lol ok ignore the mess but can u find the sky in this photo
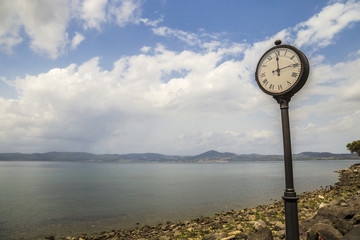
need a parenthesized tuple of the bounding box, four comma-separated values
(0, 0, 360, 155)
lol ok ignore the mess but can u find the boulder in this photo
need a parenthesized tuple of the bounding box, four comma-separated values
(315, 205, 356, 234)
(306, 222, 342, 240)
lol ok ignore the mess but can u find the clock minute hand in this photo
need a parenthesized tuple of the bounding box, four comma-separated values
(279, 63, 296, 71)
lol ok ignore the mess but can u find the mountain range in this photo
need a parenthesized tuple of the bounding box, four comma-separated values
(0, 150, 358, 163)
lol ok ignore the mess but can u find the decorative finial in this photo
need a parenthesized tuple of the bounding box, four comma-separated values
(275, 40, 282, 46)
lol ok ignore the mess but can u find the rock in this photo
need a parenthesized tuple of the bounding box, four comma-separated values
(276, 230, 286, 239)
(229, 230, 242, 235)
(236, 224, 243, 230)
(159, 236, 170, 240)
(329, 198, 343, 207)
(203, 234, 217, 240)
(248, 227, 273, 240)
(248, 215, 256, 221)
(352, 214, 360, 225)
(234, 233, 248, 239)
(221, 235, 236, 240)
(173, 230, 181, 237)
(254, 220, 267, 231)
(211, 222, 223, 229)
(274, 221, 285, 231)
(306, 222, 342, 240)
(316, 205, 356, 234)
(318, 202, 328, 209)
(318, 195, 325, 200)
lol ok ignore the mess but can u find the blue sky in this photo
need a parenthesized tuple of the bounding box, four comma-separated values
(0, 0, 360, 155)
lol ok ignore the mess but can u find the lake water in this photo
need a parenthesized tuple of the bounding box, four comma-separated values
(0, 160, 357, 240)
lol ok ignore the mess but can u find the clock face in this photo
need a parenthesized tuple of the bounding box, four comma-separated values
(256, 47, 302, 95)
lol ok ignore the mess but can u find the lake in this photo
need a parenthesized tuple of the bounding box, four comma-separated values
(0, 160, 357, 239)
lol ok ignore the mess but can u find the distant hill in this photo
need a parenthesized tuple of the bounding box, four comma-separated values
(0, 151, 358, 163)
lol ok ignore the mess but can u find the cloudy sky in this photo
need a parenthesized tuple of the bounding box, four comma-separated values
(0, 0, 360, 155)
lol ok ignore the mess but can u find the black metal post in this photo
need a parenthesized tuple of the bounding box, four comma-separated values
(279, 99, 299, 240)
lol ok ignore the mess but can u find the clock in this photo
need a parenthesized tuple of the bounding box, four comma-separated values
(255, 40, 309, 100)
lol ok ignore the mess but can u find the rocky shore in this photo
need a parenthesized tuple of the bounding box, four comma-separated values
(57, 163, 360, 240)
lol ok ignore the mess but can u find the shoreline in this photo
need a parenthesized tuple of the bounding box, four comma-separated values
(56, 163, 360, 240)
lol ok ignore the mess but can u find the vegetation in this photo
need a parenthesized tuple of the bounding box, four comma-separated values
(346, 140, 360, 157)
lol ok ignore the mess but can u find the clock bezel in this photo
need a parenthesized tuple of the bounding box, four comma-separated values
(255, 44, 309, 99)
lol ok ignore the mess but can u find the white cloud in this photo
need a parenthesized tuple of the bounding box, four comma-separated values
(1, 1, 360, 154)
(295, 0, 360, 48)
(0, 1, 23, 53)
(71, 32, 85, 49)
(0, 42, 272, 153)
(0, 0, 69, 59)
(81, 0, 108, 30)
(152, 26, 202, 46)
(0, 0, 149, 58)
(109, 0, 143, 26)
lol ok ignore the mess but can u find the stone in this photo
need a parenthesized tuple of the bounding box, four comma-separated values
(211, 222, 223, 229)
(221, 235, 236, 240)
(248, 215, 256, 221)
(173, 230, 181, 237)
(319, 202, 328, 209)
(236, 224, 243, 230)
(203, 234, 217, 240)
(228, 230, 242, 235)
(233, 233, 248, 239)
(253, 220, 267, 231)
(276, 230, 286, 239)
(318, 195, 325, 200)
(316, 205, 356, 234)
(248, 227, 273, 240)
(159, 236, 170, 240)
(306, 222, 342, 240)
(274, 221, 285, 231)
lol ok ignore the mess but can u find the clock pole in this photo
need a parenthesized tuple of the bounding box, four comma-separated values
(255, 40, 309, 240)
(276, 96, 299, 240)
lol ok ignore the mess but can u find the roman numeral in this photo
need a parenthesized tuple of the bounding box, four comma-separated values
(261, 72, 266, 78)
(278, 85, 283, 91)
(275, 50, 280, 56)
(269, 84, 274, 90)
(287, 81, 292, 85)
(262, 79, 268, 86)
(267, 55, 272, 61)
(291, 72, 298, 78)
(290, 55, 295, 60)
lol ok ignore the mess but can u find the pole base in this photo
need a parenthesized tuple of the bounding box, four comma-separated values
(283, 191, 300, 240)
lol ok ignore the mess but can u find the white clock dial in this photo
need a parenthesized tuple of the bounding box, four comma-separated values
(257, 48, 302, 94)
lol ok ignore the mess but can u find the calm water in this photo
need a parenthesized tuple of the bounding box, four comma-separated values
(0, 160, 357, 240)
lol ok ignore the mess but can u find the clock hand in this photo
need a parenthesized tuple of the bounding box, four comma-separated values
(279, 63, 297, 71)
(276, 56, 280, 76)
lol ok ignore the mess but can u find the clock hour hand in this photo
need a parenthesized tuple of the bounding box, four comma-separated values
(272, 56, 281, 76)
